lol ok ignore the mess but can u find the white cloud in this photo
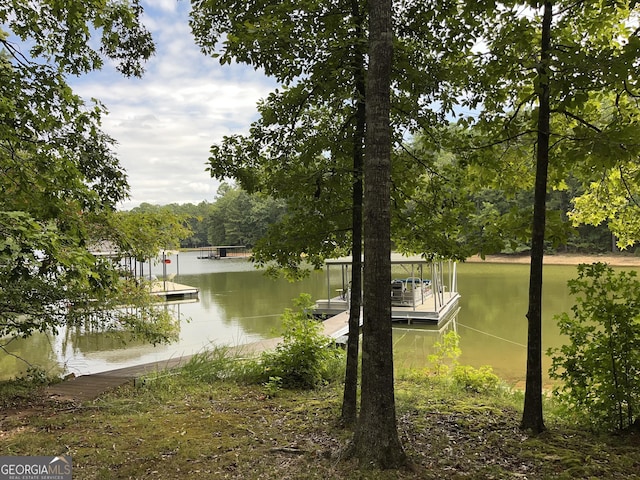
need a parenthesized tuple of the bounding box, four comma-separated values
(148, 0, 177, 13)
(69, 2, 277, 209)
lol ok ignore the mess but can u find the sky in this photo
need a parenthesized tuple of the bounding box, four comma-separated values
(69, 1, 277, 210)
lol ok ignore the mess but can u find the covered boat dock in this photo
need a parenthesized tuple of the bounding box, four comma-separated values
(314, 254, 460, 324)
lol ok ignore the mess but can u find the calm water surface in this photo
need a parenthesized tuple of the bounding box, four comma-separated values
(2, 252, 632, 384)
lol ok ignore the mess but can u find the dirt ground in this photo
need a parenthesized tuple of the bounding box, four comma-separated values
(466, 252, 640, 267)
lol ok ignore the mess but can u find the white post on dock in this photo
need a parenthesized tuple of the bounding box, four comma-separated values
(326, 262, 331, 310)
(162, 251, 167, 292)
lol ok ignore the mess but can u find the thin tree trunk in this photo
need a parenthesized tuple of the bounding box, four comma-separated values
(341, 0, 366, 425)
(348, 0, 405, 467)
(522, 0, 552, 434)
(606, 315, 624, 430)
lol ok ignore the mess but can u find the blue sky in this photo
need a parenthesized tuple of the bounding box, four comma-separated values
(70, 1, 277, 209)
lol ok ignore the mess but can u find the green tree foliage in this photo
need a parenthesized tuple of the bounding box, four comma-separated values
(1, 0, 154, 76)
(450, 0, 640, 433)
(205, 184, 286, 248)
(108, 209, 192, 261)
(570, 163, 640, 251)
(190, 0, 482, 430)
(134, 202, 215, 248)
(122, 189, 287, 251)
(188, 0, 639, 445)
(549, 263, 640, 431)
(391, 138, 517, 260)
(192, 0, 366, 275)
(190, 0, 485, 272)
(0, 2, 185, 347)
(396, 136, 614, 256)
(455, 1, 640, 241)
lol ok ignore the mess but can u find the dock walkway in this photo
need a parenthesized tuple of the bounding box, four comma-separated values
(46, 311, 353, 402)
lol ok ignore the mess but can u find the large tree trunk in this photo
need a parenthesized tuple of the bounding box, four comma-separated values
(522, 0, 552, 434)
(341, 0, 366, 426)
(348, 0, 405, 468)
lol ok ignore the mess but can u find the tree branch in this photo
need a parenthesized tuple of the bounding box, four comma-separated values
(396, 142, 449, 180)
(0, 338, 36, 369)
(0, 38, 35, 68)
(552, 109, 603, 133)
(619, 165, 640, 209)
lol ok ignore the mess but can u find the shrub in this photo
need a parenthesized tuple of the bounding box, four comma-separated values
(548, 263, 640, 431)
(260, 293, 345, 389)
(452, 365, 500, 394)
(182, 295, 344, 390)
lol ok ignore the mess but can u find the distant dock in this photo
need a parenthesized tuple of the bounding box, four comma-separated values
(150, 280, 199, 301)
(197, 245, 248, 259)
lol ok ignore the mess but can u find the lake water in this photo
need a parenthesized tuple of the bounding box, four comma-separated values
(1, 252, 632, 384)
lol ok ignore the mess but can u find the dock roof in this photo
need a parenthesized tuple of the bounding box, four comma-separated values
(325, 253, 436, 265)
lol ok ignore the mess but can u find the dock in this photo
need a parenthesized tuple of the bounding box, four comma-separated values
(390, 291, 460, 323)
(314, 254, 460, 324)
(150, 280, 199, 301)
(197, 245, 248, 259)
(45, 254, 460, 402)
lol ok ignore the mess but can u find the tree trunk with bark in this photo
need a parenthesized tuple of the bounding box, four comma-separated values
(522, 0, 552, 434)
(348, 0, 406, 468)
(341, 0, 366, 425)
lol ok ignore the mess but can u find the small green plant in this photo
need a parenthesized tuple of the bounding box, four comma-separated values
(260, 293, 345, 389)
(428, 330, 462, 376)
(452, 365, 500, 393)
(16, 366, 49, 386)
(262, 376, 282, 397)
(548, 263, 640, 431)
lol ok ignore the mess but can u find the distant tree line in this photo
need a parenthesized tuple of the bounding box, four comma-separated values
(468, 174, 616, 255)
(131, 179, 618, 255)
(130, 183, 287, 249)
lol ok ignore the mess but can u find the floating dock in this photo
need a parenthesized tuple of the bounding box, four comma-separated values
(314, 254, 460, 324)
(150, 280, 199, 301)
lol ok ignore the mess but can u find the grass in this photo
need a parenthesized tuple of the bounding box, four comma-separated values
(1, 360, 639, 479)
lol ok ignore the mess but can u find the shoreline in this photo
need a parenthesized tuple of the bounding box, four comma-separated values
(465, 252, 640, 267)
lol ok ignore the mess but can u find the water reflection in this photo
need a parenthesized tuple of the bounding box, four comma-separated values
(0, 255, 338, 379)
(393, 313, 459, 370)
(0, 333, 64, 379)
(455, 262, 575, 385)
(2, 253, 637, 384)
